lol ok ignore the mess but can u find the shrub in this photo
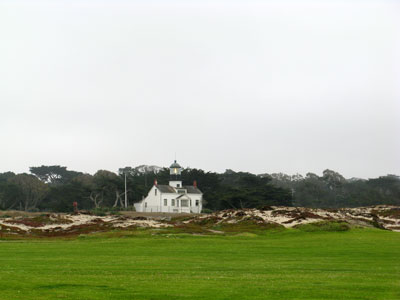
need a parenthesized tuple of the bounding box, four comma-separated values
(215, 220, 284, 233)
(90, 207, 121, 216)
(295, 221, 350, 232)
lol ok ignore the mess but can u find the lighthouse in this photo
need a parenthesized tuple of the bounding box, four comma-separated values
(169, 160, 182, 188)
(133, 159, 203, 213)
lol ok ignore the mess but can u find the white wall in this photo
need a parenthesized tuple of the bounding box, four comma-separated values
(169, 181, 182, 188)
(134, 185, 159, 212)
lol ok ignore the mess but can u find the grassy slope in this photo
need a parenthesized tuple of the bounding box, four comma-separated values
(0, 229, 399, 300)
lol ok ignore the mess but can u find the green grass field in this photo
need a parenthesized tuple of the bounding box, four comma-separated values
(0, 229, 399, 300)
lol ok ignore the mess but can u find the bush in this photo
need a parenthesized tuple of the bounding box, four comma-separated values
(90, 207, 121, 216)
(201, 208, 213, 214)
(295, 221, 350, 232)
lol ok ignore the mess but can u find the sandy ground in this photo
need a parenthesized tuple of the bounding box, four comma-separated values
(0, 205, 399, 234)
(119, 211, 200, 220)
(185, 205, 400, 232)
(0, 214, 171, 233)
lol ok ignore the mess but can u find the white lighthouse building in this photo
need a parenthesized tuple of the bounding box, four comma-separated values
(133, 160, 203, 213)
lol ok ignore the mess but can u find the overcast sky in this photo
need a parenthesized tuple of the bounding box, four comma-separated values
(0, 0, 399, 179)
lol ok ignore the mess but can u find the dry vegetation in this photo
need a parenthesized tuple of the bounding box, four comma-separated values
(0, 205, 399, 238)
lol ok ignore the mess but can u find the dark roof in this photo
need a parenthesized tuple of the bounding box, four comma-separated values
(176, 194, 191, 199)
(155, 185, 202, 194)
(183, 186, 202, 194)
(156, 185, 176, 193)
(169, 160, 181, 168)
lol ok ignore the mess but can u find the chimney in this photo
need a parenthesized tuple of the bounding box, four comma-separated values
(154, 179, 158, 186)
(193, 180, 197, 188)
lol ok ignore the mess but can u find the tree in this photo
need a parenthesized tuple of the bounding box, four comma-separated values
(0, 172, 21, 210)
(294, 174, 331, 207)
(75, 171, 124, 208)
(322, 169, 346, 190)
(365, 175, 400, 206)
(208, 171, 292, 210)
(8, 174, 49, 211)
(30, 165, 81, 185)
(40, 180, 92, 212)
(93, 170, 124, 207)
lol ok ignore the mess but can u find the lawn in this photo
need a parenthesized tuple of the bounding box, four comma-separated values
(0, 229, 399, 300)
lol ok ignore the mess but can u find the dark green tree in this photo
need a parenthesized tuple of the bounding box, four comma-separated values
(29, 165, 82, 185)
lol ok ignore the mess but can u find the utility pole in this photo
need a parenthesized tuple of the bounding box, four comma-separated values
(124, 171, 128, 209)
(119, 167, 131, 209)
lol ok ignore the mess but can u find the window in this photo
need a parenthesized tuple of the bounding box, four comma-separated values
(155, 189, 157, 196)
(177, 200, 179, 207)
(177, 184, 180, 188)
(164, 199, 167, 206)
(181, 200, 189, 207)
(145, 203, 147, 208)
(177, 189, 186, 194)
(190, 200, 192, 206)
(195, 200, 199, 206)
(171, 199, 175, 206)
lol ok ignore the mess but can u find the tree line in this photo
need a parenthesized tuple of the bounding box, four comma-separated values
(0, 165, 292, 212)
(268, 169, 400, 208)
(0, 165, 398, 212)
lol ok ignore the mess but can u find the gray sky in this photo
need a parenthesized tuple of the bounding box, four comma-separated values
(1, 0, 399, 179)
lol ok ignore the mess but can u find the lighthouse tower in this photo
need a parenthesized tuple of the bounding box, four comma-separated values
(169, 160, 182, 188)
